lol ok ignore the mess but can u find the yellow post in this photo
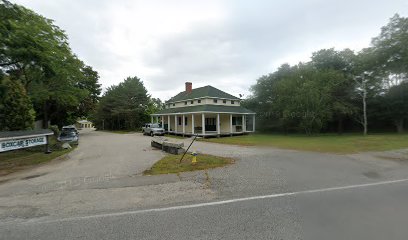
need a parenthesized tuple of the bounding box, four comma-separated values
(191, 151, 197, 164)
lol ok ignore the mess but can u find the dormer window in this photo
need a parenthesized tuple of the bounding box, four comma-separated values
(223, 99, 226, 104)
(173, 103, 175, 106)
(184, 101, 187, 105)
(231, 100, 235, 104)
(198, 99, 201, 103)
(190, 100, 193, 104)
(213, 99, 218, 103)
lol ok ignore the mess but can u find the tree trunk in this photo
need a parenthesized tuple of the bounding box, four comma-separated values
(362, 85, 368, 136)
(395, 118, 404, 133)
(42, 101, 49, 129)
(337, 118, 344, 135)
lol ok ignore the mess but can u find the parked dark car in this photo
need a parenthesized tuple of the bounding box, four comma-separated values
(57, 131, 79, 145)
(62, 125, 79, 134)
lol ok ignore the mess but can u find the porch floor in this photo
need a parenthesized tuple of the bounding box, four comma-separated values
(165, 131, 253, 138)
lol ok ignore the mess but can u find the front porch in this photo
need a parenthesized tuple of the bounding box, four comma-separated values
(150, 112, 255, 138)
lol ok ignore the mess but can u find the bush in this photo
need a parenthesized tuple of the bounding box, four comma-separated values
(49, 125, 60, 137)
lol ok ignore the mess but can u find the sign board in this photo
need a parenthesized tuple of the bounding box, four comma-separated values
(0, 136, 48, 152)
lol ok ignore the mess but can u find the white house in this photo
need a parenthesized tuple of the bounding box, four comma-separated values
(151, 82, 255, 137)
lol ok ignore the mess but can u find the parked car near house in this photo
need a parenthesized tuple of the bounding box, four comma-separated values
(142, 123, 165, 136)
(57, 131, 79, 145)
(62, 125, 79, 134)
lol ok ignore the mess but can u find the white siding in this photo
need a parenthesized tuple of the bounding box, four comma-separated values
(168, 98, 240, 109)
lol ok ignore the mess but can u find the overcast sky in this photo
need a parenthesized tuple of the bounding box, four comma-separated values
(13, 0, 408, 100)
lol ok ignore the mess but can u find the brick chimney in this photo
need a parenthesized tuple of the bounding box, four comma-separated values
(185, 82, 192, 93)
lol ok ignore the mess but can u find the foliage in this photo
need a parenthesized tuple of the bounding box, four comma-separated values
(0, 0, 101, 129)
(147, 97, 164, 115)
(247, 14, 408, 134)
(94, 77, 150, 130)
(0, 77, 35, 130)
(248, 63, 350, 134)
(48, 124, 60, 137)
(372, 14, 408, 84)
(378, 82, 408, 133)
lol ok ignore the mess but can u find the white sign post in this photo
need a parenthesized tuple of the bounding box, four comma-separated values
(0, 136, 47, 152)
(0, 130, 53, 153)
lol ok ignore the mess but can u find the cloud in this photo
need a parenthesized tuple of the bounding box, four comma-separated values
(12, 0, 408, 100)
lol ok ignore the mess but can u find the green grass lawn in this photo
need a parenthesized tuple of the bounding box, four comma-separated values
(143, 153, 234, 175)
(200, 133, 408, 154)
(0, 137, 75, 176)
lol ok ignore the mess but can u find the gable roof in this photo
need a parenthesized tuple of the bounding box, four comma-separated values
(153, 105, 255, 115)
(167, 85, 240, 103)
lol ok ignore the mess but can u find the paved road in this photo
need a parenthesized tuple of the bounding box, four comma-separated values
(2, 179, 408, 240)
(1, 131, 408, 239)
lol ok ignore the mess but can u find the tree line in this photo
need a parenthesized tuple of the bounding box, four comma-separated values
(2, 0, 406, 135)
(244, 14, 408, 135)
(0, 1, 163, 132)
(92, 76, 163, 131)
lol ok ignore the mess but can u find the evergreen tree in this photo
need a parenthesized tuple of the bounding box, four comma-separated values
(0, 78, 35, 130)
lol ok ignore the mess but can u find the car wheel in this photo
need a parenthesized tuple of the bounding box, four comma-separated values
(150, 131, 154, 137)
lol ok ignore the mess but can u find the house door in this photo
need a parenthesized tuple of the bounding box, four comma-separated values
(205, 118, 216, 131)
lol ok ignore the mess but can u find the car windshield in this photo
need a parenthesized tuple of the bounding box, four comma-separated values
(60, 131, 76, 137)
(150, 124, 160, 128)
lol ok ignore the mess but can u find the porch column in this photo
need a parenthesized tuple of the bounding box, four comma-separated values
(217, 113, 220, 135)
(182, 114, 185, 134)
(242, 115, 246, 132)
(253, 114, 256, 132)
(174, 115, 178, 133)
(168, 115, 170, 132)
(151, 116, 153, 123)
(191, 114, 195, 135)
(230, 114, 233, 134)
(202, 113, 206, 135)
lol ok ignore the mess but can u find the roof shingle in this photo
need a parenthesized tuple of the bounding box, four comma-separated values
(167, 85, 240, 103)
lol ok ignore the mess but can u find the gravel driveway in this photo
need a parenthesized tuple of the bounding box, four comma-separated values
(1, 130, 408, 223)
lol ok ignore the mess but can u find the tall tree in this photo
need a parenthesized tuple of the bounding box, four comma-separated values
(372, 14, 408, 87)
(0, 0, 101, 128)
(382, 82, 408, 133)
(94, 77, 150, 130)
(351, 48, 384, 135)
(273, 64, 347, 134)
(0, 77, 35, 130)
(311, 48, 357, 133)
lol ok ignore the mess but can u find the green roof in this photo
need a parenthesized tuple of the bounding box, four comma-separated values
(153, 105, 255, 115)
(167, 85, 240, 103)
